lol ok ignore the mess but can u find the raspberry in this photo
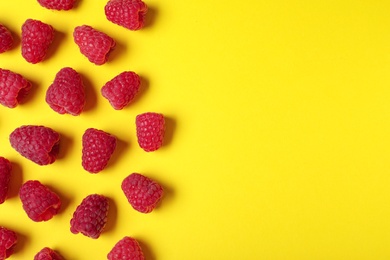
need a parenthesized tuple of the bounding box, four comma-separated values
(37, 0, 76, 10)
(45, 67, 85, 116)
(0, 68, 32, 108)
(0, 157, 11, 204)
(107, 236, 144, 260)
(0, 227, 17, 259)
(9, 125, 60, 166)
(121, 173, 163, 213)
(82, 128, 116, 173)
(21, 19, 54, 64)
(70, 194, 109, 239)
(34, 247, 63, 260)
(19, 180, 61, 222)
(73, 25, 115, 65)
(135, 112, 165, 152)
(101, 71, 140, 110)
(105, 0, 148, 31)
(0, 24, 13, 53)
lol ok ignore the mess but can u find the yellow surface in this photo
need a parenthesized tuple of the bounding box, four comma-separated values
(1, 0, 390, 259)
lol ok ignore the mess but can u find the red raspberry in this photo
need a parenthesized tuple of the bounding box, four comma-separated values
(19, 180, 61, 222)
(82, 128, 116, 173)
(135, 112, 165, 152)
(105, 0, 148, 31)
(121, 173, 163, 213)
(34, 247, 63, 260)
(0, 68, 32, 108)
(0, 24, 13, 53)
(0, 227, 17, 259)
(9, 125, 60, 166)
(101, 71, 140, 110)
(21, 19, 54, 64)
(37, 0, 76, 10)
(70, 194, 109, 239)
(73, 25, 115, 65)
(0, 157, 11, 204)
(45, 67, 85, 116)
(107, 236, 144, 260)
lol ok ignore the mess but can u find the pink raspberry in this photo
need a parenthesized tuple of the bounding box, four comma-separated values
(0, 157, 12, 204)
(70, 194, 109, 239)
(135, 112, 165, 152)
(0, 24, 13, 53)
(37, 0, 76, 10)
(9, 125, 60, 166)
(21, 19, 54, 64)
(101, 71, 140, 110)
(0, 227, 17, 259)
(19, 180, 61, 222)
(34, 247, 63, 260)
(82, 128, 116, 173)
(73, 25, 115, 65)
(105, 0, 148, 31)
(121, 173, 163, 213)
(0, 68, 32, 108)
(45, 67, 85, 116)
(107, 236, 144, 260)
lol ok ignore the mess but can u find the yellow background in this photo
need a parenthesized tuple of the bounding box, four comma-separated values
(1, 0, 390, 259)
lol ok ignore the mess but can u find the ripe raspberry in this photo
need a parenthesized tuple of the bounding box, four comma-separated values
(82, 128, 116, 173)
(121, 173, 163, 213)
(107, 236, 144, 260)
(0, 227, 17, 259)
(19, 180, 61, 222)
(0, 24, 13, 53)
(21, 19, 54, 64)
(0, 157, 12, 204)
(136, 112, 165, 152)
(70, 194, 109, 239)
(34, 247, 63, 260)
(101, 71, 140, 110)
(37, 0, 76, 10)
(73, 25, 115, 65)
(105, 0, 148, 31)
(45, 67, 85, 116)
(0, 68, 32, 108)
(9, 125, 60, 166)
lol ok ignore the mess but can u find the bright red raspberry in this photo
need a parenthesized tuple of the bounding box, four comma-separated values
(101, 71, 140, 110)
(21, 19, 54, 64)
(105, 0, 148, 31)
(70, 194, 109, 239)
(136, 112, 165, 152)
(45, 67, 85, 116)
(34, 247, 63, 260)
(19, 180, 61, 222)
(73, 25, 115, 65)
(9, 125, 60, 166)
(0, 24, 13, 53)
(0, 68, 32, 108)
(82, 128, 116, 173)
(0, 227, 17, 259)
(121, 173, 163, 213)
(107, 236, 144, 260)
(0, 157, 11, 204)
(37, 0, 76, 10)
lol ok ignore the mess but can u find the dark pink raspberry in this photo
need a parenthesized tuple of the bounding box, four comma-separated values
(101, 71, 140, 110)
(105, 0, 148, 31)
(82, 128, 116, 173)
(9, 125, 60, 166)
(21, 19, 54, 64)
(0, 227, 17, 259)
(34, 247, 63, 260)
(73, 25, 115, 65)
(46, 67, 85, 116)
(70, 194, 109, 239)
(121, 173, 163, 213)
(0, 68, 32, 108)
(0, 157, 12, 204)
(19, 180, 61, 222)
(0, 24, 13, 53)
(136, 112, 165, 152)
(37, 0, 76, 10)
(107, 236, 144, 260)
